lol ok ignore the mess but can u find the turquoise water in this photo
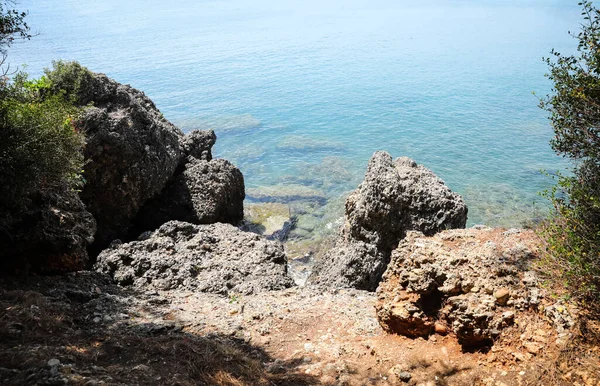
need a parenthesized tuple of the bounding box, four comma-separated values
(8, 0, 581, 234)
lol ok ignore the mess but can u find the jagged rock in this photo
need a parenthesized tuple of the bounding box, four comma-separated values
(72, 72, 184, 250)
(344, 152, 467, 250)
(376, 228, 544, 349)
(0, 184, 96, 274)
(312, 240, 386, 291)
(180, 129, 216, 161)
(309, 151, 467, 291)
(133, 157, 245, 232)
(95, 221, 294, 294)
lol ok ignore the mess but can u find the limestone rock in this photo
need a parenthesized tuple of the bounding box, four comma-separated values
(180, 129, 216, 161)
(95, 221, 294, 294)
(73, 72, 184, 250)
(309, 151, 467, 291)
(376, 228, 544, 349)
(134, 157, 245, 232)
(344, 153, 467, 249)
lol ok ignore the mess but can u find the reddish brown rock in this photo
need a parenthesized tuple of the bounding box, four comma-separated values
(376, 228, 545, 349)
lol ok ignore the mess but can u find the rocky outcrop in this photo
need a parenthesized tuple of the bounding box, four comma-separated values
(180, 129, 216, 161)
(0, 184, 96, 274)
(309, 151, 467, 291)
(376, 228, 546, 349)
(74, 73, 184, 250)
(133, 156, 245, 233)
(53, 66, 244, 251)
(343, 153, 467, 249)
(95, 221, 294, 294)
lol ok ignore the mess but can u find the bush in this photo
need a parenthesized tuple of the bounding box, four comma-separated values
(540, 1, 600, 304)
(44, 60, 98, 105)
(0, 70, 85, 218)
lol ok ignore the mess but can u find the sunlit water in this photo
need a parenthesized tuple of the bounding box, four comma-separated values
(9, 0, 581, 245)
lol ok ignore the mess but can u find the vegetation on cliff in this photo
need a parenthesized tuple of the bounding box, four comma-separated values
(0, 3, 88, 272)
(540, 0, 600, 305)
(0, 71, 85, 211)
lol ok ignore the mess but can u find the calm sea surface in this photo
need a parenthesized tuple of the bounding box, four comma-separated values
(8, 0, 582, 238)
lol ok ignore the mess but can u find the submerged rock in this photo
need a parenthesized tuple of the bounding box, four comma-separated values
(241, 202, 297, 241)
(376, 228, 544, 349)
(95, 221, 295, 294)
(246, 184, 327, 205)
(0, 184, 96, 274)
(309, 151, 467, 291)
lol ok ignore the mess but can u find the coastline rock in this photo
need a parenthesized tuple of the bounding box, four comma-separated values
(309, 151, 467, 291)
(95, 221, 294, 294)
(133, 157, 245, 232)
(180, 129, 216, 161)
(0, 184, 96, 274)
(344, 152, 467, 250)
(376, 228, 544, 349)
(71, 72, 184, 250)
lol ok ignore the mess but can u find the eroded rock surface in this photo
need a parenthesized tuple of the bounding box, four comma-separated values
(376, 228, 546, 349)
(95, 221, 294, 294)
(0, 184, 96, 274)
(309, 151, 467, 291)
(344, 153, 467, 250)
(180, 129, 216, 161)
(134, 157, 245, 232)
(73, 72, 184, 250)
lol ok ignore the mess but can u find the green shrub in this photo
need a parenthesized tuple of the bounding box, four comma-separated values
(44, 60, 97, 105)
(0, 71, 84, 216)
(540, 1, 600, 304)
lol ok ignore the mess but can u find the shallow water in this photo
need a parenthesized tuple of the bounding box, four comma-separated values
(9, 0, 581, 239)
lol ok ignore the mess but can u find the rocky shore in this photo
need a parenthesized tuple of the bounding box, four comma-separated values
(0, 70, 597, 385)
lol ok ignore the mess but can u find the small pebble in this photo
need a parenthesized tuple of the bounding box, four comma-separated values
(47, 359, 60, 367)
(399, 371, 412, 382)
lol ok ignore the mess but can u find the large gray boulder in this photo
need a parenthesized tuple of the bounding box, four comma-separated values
(133, 156, 245, 233)
(95, 221, 294, 294)
(376, 228, 546, 349)
(0, 184, 96, 274)
(75, 73, 184, 250)
(309, 151, 467, 291)
(344, 152, 467, 249)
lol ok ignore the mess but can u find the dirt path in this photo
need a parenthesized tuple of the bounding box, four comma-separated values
(1, 273, 599, 385)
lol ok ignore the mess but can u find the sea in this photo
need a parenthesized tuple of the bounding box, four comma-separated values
(7, 0, 583, 247)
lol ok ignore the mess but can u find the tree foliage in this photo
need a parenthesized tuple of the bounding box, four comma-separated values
(0, 72, 85, 215)
(540, 0, 600, 303)
(0, 0, 31, 53)
(0, 3, 85, 234)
